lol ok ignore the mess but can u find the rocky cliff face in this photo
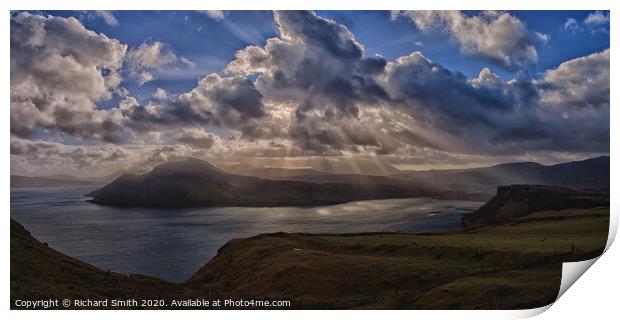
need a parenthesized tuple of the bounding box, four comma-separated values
(461, 185, 609, 227)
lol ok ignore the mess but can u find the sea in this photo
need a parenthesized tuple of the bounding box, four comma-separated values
(11, 187, 482, 282)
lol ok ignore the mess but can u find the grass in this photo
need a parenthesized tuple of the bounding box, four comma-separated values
(11, 207, 609, 309)
(189, 207, 608, 309)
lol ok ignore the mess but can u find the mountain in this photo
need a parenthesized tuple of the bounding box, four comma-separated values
(222, 157, 401, 176)
(11, 170, 128, 188)
(538, 156, 610, 189)
(10, 175, 100, 188)
(390, 156, 609, 193)
(89, 158, 486, 207)
(236, 167, 408, 185)
(461, 185, 609, 227)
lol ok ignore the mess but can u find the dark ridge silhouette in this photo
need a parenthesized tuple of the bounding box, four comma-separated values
(88, 158, 487, 207)
(10, 175, 99, 188)
(389, 156, 609, 193)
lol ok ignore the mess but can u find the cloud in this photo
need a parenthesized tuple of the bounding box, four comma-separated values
(562, 11, 610, 34)
(391, 10, 543, 69)
(584, 11, 610, 26)
(382, 51, 531, 153)
(126, 41, 187, 85)
(120, 73, 266, 137)
(95, 11, 119, 26)
(384, 49, 609, 154)
(226, 11, 388, 137)
(563, 18, 579, 32)
(9, 11, 610, 174)
(537, 49, 609, 110)
(219, 11, 608, 156)
(198, 10, 226, 21)
(10, 12, 127, 142)
(10, 137, 130, 175)
(153, 88, 167, 100)
(175, 128, 217, 149)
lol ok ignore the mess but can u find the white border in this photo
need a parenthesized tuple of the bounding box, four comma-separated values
(2, 1, 617, 320)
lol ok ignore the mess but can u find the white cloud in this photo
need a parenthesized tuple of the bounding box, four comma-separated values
(562, 11, 610, 34)
(563, 18, 579, 32)
(95, 11, 119, 26)
(153, 88, 167, 100)
(535, 32, 550, 44)
(180, 56, 196, 68)
(584, 11, 610, 26)
(198, 10, 226, 21)
(126, 41, 180, 85)
(392, 10, 542, 69)
(538, 49, 610, 110)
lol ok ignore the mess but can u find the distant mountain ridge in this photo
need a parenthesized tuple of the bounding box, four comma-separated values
(222, 157, 401, 176)
(389, 156, 609, 193)
(11, 171, 126, 188)
(10, 175, 99, 188)
(12, 156, 608, 192)
(88, 158, 486, 207)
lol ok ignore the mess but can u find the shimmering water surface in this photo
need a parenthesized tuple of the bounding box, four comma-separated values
(11, 187, 481, 282)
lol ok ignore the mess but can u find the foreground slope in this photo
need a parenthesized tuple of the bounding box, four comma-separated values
(189, 207, 607, 309)
(11, 185, 609, 309)
(10, 219, 189, 304)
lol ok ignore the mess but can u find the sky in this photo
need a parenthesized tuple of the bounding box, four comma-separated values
(10, 10, 610, 176)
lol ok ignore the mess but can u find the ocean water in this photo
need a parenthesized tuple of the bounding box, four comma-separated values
(10, 187, 482, 282)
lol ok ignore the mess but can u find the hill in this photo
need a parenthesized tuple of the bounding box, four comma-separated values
(390, 156, 609, 193)
(11, 185, 609, 309)
(10, 175, 99, 188)
(237, 167, 407, 185)
(189, 206, 607, 309)
(223, 157, 401, 176)
(88, 158, 486, 207)
(461, 185, 609, 227)
(10, 219, 188, 305)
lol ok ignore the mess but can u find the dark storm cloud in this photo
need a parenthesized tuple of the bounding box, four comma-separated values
(275, 11, 364, 59)
(9, 11, 610, 171)
(227, 11, 389, 118)
(121, 74, 266, 137)
(221, 11, 609, 156)
(383, 48, 609, 154)
(385, 52, 515, 132)
(10, 12, 127, 142)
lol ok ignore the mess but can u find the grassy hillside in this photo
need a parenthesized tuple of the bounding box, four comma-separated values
(10, 219, 193, 306)
(11, 205, 608, 309)
(188, 207, 608, 309)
